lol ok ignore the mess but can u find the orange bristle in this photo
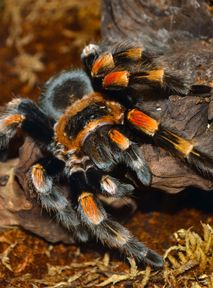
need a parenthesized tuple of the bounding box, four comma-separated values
(109, 129, 130, 150)
(160, 131, 194, 157)
(91, 53, 114, 77)
(117, 47, 143, 61)
(128, 109, 159, 136)
(79, 192, 104, 225)
(32, 164, 46, 191)
(4, 114, 25, 126)
(137, 69, 164, 83)
(103, 71, 129, 89)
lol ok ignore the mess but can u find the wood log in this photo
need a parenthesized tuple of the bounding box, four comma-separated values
(101, 0, 213, 192)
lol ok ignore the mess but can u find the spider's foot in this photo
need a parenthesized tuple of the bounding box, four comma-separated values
(100, 175, 135, 197)
(85, 167, 135, 198)
(81, 43, 101, 71)
(123, 238, 164, 268)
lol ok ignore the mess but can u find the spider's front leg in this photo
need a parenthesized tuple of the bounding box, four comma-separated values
(83, 124, 151, 187)
(0, 98, 54, 154)
(28, 156, 90, 242)
(86, 167, 135, 198)
(69, 170, 163, 268)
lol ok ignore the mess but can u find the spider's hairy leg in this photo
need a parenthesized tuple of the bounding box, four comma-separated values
(0, 98, 54, 153)
(83, 125, 151, 187)
(102, 69, 190, 95)
(70, 172, 163, 268)
(108, 127, 151, 186)
(86, 167, 135, 198)
(108, 127, 152, 185)
(82, 43, 151, 78)
(82, 43, 191, 95)
(127, 108, 213, 178)
(29, 157, 90, 242)
(156, 129, 213, 179)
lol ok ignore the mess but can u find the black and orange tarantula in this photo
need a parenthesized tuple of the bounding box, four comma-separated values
(0, 43, 212, 268)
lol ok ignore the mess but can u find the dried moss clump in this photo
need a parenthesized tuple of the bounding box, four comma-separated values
(1, 0, 100, 92)
(164, 223, 213, 288)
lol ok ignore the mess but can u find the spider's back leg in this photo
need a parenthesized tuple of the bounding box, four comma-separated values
(127, 108, 213, 179)
(82, 43, 192, 95)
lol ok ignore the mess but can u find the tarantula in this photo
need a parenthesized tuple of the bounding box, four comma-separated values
(0, 43, 212, 268)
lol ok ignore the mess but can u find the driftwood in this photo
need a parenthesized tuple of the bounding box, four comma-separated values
(101, 0, 213, 192)
(0, 0, 212, 243)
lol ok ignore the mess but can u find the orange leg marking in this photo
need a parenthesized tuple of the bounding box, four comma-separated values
(31, 164, 46, 191)
(160, 130, 194, 157)
(128, 109, 159, 136)
(103, 71, 129, 89)
(117, 47, 143, 61)
(91, 53, 114, 77)
(79, 192, 104, 225)
(136, 69, 164, 83)
(3, 114, 25, 126)
(109, 129, 130, 150)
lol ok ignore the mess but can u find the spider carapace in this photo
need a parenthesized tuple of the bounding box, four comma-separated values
(0, 43, 212, 268)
